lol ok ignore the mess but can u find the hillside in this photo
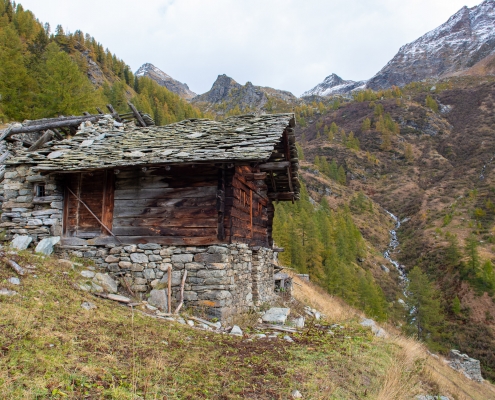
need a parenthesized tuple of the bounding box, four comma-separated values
(294, 75, 495, 381)
(1, 249, 494, 399)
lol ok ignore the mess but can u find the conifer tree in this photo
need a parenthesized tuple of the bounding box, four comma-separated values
(361, 117, 371, 132)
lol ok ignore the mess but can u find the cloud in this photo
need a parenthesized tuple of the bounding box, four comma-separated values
(19, 0, 482, 96)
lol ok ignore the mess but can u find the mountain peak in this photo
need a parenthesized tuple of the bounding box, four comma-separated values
(367, 0, 495, 89)
(302, 74, 366, 97)
(135, 63, 196, 100)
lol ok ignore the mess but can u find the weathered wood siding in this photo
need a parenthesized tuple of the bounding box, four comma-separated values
(225, 165, 269, 247)
(112, 166, 220, 245)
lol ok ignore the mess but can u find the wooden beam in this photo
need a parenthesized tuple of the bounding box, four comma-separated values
(259, 161, 290, 171)
(1, 115, 103, 138)
(217, 168, 226, 241)
(28, 130, 53, 152)
(106, 104, 122, 122)
(128, 102, 147, 127)
(245, 172, 267, 181)
(268, 192, 294, 201)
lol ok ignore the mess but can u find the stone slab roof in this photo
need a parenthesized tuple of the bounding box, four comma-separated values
(6, 113, 295, 172)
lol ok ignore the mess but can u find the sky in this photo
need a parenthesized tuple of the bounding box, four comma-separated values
(19, 0, 482, 96)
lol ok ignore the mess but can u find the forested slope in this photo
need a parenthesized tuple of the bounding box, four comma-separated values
(0, 0, 206, 125)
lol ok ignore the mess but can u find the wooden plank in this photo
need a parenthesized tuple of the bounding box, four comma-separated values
(114, 186, 217, 200)
(113, 196, 216, 209)
(28, 130, 53, 151)
(259, 161, 290, 171)
(112, 226, 217, 236)
(250, 190, 253, 238)
(113, 206, 217, 218)
(245, 172, 267, 181)
(102, 171, 115, 234)
(85, 236, 223, 246)
(268, 192, 294, 201)
(112, 217, 217, 228)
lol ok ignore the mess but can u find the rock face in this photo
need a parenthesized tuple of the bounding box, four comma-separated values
(302, 74, 366, 97)
(448, 349, 483, 382)
(367, 0, 495, 89)
(192, 74, 298, 115)
(135, 63, 197, 100)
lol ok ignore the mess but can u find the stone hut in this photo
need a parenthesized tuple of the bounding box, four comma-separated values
(1, 113, 299, 318)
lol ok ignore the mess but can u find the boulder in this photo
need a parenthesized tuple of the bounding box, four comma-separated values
(92, 273, 118, 293)
(81, 301, 97, 310)
(262, 308, 290, 325)
(0, 288, 17, 296)
(11, 235, 32, 250)
(35, 236, 60, 255)
(148, 289, 168, 311)
(230, 325, 243, 336)
(8, 277, 20, 285)
(80, 270, 95, 279)
(449, 350, 483, 382)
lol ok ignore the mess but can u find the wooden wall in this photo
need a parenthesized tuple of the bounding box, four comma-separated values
(112, 166, 219, 245)
(62, 164, 271, 247)
(225, 165, 269, 247)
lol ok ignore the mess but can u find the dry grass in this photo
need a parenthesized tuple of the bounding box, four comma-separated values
(290, 271, 357, 322)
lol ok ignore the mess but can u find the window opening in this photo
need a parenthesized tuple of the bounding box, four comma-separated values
(35, 183, 46, 197)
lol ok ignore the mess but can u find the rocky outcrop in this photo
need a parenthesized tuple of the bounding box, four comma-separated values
(367, 0, 495, 89)
(302, 74, 366, 97)
(135, 63, 197, 100)
(448, 349, 484, 382)
(192, 74, 298, 115)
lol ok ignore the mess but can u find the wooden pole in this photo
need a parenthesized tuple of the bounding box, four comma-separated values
(167, 266, 172, 314)
(28, 130, 54, 152)
(174, 270, 188, 314)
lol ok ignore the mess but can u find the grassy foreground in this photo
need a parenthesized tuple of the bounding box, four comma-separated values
(0, 251, 494, 399)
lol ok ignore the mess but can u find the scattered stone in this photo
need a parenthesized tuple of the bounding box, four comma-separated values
(92, 273, 118, 293)
(79, 283, 92, 292)
(360, 318, 388, 338)
(449, 350, 483, 382)
(262, 307, 290, 325)
(148, 289, 168, 311)
(291, 316, 305, 328)
(291, 389, 302, 398)
(80, 270, 95, 278)
(0, 288, 17, 296)
(91, 283, 104, 293)
(177, 318, 186, 325)
(57, 259, 73, 268)
(35, 236, 60, 255)
(11, 235, 32, 250)
(81, 301, 97, 310)
(187, 320, 195, 327)
(416, 396, 450, 400)
(107, 294, 131, 303)
(283, 335, 294, 343)
(380, 265, 390, 273)
(146, 304, 158, 311)
(230, 325, 243, 336)
(254, 333, 267, 339)
(7, 277, 20, 285)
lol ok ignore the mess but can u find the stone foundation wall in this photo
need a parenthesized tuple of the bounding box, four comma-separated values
(64, 243, 276, 319)
(1, 166, 63, 241)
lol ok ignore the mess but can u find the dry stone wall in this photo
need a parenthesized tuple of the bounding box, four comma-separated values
(65, 243, 276, 319)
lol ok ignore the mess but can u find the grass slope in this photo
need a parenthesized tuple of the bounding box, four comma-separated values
(0, 250, 494, 399)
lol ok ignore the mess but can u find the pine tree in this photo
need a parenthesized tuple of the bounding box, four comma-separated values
(406, 266, 444, 342)
(361, 117, 371, 132)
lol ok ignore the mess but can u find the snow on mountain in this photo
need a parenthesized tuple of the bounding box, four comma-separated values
(367, 0, 495, 89)
(135, 63, 197, 100)
(302, 74, 367, 97)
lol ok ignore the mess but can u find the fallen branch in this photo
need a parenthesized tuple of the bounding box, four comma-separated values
(256, 324, 299, 333)
(174, 270, 188, 314)
(6, 259, 25, 276)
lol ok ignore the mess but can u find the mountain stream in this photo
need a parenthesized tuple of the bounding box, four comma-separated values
(383, 211, 409, 296)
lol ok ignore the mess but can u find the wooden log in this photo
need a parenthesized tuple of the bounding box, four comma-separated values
(5, 259, 25, 276)
(114, 186, 217, 200)
(168, 265, 172, 314)
(106, 104, 122, 122)
(28, 130, 54, 152)
(0, 151, 11, 163)
(245, 172, 267, 181)
(128, 102, 147, 127)
(112, 226, 217, 237)
(2, 115, 103, 137)
(268, 192, 294, 201)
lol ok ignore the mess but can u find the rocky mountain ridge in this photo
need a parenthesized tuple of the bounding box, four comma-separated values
(191, 74, 298, 115)
(302, 73, 366, 97)
(135, 63, 197, 100)
(367, 0, 495, 89)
